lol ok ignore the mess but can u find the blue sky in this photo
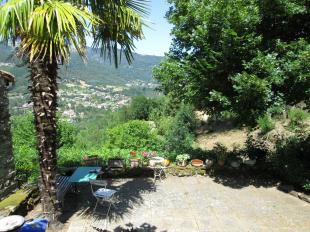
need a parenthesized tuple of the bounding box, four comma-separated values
(134, 0, 173, 56)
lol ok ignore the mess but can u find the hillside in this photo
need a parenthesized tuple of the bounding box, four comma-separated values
(0, 45, 162, 119)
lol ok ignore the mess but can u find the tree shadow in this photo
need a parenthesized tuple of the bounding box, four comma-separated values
(59, 177, 156, 228)
(208, 168, 279, 189)
(90, 222, 165, 232)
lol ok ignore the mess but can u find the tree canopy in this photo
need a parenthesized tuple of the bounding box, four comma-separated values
(153, 0, 310, 123)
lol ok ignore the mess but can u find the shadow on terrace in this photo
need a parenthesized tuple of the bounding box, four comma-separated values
(59, 177, 156, 230)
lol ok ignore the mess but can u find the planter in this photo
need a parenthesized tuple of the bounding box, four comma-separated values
(191, 159, 204, 167)
(162, 159, 170, 167)
(243, 159, 256, 166)
(142, 160, 149, 167)
(218, 160, 225, 166)
(130, 159, 139, 168)
(149, 157, 164, 167)
(177, 160, 188, 167)
(230, 161, 241, 168)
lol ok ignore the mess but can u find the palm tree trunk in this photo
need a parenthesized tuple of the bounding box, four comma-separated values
(30, 56, 60, 224)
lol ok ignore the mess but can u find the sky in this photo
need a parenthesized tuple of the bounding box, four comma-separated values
(134, 0, 173, 56)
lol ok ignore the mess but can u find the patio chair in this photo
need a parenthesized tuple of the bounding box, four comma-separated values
(90, 180, 117, 216)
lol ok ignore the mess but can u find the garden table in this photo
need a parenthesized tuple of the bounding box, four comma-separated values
(69, 166, 102, 183)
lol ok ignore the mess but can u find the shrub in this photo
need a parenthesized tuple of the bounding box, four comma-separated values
(257, 114, 275, 134)
(156, 116, 174, 136)
(212, 143, 228, 162)
(164, 120, 194, 156)
(245, 134, 269, 161)
(11, 114, 38, 182)
(288, 108, 309, 130)
(304, 182, 310, 191)
(175, 103, 198, 133)
(57, 118, 77, 148)
(12, 113, 79, 182)
(269, 134, 310, 187)
(104, 120, 161, 151)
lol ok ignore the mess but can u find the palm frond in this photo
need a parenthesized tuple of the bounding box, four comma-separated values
(69, 0, 150, 67)
(0, 0, 34, 44)
(0, 0, 99, 63)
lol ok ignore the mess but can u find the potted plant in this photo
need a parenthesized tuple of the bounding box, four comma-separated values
(141, 151, 150, 167)
(176, 154, 190, 167)
(213, 143, 228, 166)
(130, 151, 139, 168)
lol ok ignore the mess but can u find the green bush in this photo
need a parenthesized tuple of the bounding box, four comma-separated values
(212, 143, 228, 162)
(257, 114, 275, 134)
(245, 134, 269, 161)
(269, 134, 310, 188)
(304, 182, 310, 191)
(11, 114, 38, 182)
(104, 120, 161, 151)
(288, 108, 309, 130)
(57, 118, 77, 148)
(156, 116, 174, 136)
(12, 113, 79, 182)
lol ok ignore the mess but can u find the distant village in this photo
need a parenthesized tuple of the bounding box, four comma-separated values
(8, 79, 158, 121)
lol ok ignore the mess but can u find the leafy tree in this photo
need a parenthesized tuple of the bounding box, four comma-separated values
(104, 120, 160, 151)
(154, 0, 310, 124)
(0, 0, 148, 224)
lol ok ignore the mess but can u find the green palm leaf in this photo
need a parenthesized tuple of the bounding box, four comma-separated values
(0, 0, 98, 63)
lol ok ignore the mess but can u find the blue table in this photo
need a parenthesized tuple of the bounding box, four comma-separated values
(69, 166, 102, 183)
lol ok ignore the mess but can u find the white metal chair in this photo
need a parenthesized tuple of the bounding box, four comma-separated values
(90, 180, 117, 216)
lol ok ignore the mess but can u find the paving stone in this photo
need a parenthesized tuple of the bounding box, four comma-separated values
(62, 176, 310, 232)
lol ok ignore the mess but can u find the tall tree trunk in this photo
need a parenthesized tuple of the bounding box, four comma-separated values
(30, 56, 60, 225)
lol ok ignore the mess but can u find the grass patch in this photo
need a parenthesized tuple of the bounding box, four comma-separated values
(0, 190, 28, 210)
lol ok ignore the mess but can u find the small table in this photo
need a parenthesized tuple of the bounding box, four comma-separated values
(69, 167, 102, 183)
(0, 215, 24, 232)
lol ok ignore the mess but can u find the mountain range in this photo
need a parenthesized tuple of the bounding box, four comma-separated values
(0, 45, 162, 93)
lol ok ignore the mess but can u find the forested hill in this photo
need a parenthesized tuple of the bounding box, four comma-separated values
(0, 45, 162, 117)
(0, 45, 162, 91)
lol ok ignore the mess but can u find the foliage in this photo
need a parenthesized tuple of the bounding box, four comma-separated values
(11, 97, 198, 181)
(11, 113, 38, 182)
(12, 113, 78, 182)
(104, 120, 161, 151)
(304, 182, 310, 191)
(175, 154, 190, 162)
(57, 118, 77, 148)
(245, 134, 269, 161)
(269, 134, 310, 187)
(213, 143, 228, 162)
(154, 0, 310, 124)
(125, 96, 161, 121)
(257, 114, 275, 134)
(288, 108, 309, 130)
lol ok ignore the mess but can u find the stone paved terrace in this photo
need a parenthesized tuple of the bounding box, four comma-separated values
(56, 176, 310, 232)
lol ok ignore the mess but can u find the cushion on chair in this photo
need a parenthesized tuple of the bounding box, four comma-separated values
(94, 188, 117, 198)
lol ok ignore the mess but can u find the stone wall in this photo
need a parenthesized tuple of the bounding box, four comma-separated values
(0, 77, 16, 200)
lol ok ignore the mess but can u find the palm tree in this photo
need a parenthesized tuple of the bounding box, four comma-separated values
(0, 0, 147, 225)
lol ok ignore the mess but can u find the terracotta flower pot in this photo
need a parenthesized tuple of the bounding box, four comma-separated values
(191, 159, 203, 167)
(218, 160, 225, 166)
